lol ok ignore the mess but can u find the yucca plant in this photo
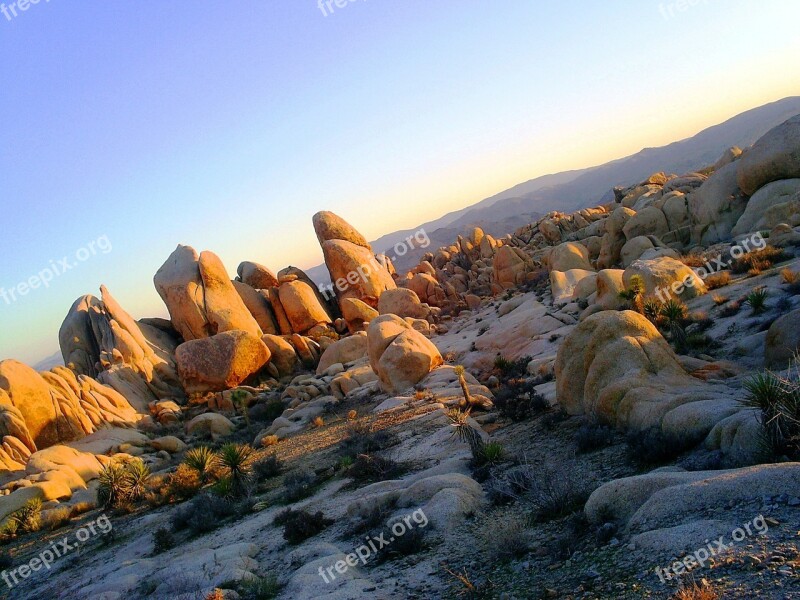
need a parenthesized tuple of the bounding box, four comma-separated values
(97, 462, 131, 509)
(231, 389, 251, 428)
(218, 443, 254, 498)
(745, 286, 769, 314)
(643, 299, 663, 325)
(619, 274, 645, 313)
(124, 458, 151, 503)
(184, 446, 219, 484)
(660, 298, 688, 350)
(454, 365, 473, 407)
(476, 442, 505, 467)
(447, 407, 484, 457)
(741, 369, 800, 458)
(7, 499, 42, 534)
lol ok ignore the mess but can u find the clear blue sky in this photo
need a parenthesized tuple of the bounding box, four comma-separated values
(1, 0, 799, 364)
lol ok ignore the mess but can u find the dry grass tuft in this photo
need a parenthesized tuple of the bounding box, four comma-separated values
(781, 268, 799, 285)
(671, 579, 719, 600)
(705, 271, 731, 290)
(711, 294, 728, 306)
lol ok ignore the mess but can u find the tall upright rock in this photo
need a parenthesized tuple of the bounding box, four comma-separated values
(314, 211, 396, 308)
(153, 245, 263, 341)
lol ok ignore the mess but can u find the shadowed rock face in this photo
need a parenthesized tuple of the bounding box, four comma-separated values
(737, 114, 800, 196)
(153, 245, 263, 341)
(59, 286, 184, 408)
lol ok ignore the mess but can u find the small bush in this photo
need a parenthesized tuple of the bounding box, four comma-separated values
(528, 466, 590, 523)
(346, 503, 395, 537)
(347, 454, 403, 483)
(5, 498, 42, 534)
(493, 379, 549, 422)
(153, 526, 175, 554)
(217, 443, 255, 498)
(781, 268, 800, 285)
(745, 287, 769, 314)
(275, 509, 333, 545)
(483, 514, 529, 561)
(237, 575, 280, 600)
(730, 246, 786, 274)
(719, 301, 742, 318)
(704, 271, 731, 290)
(171, 493, 236, 534)
(493, 355, 531, 378)
(168, 463, 203, 500)
(312, 416, 325, 428)
(253, 455, 284, 481)
(672, 579, 719, 600)
(281, 469, 317, 503)
(576, 424, 615, 454)
(339, 422, 395, 459)
(711, 294, 728, 306)
(626, 427, 694, 466)
(372, 525, 429, 563)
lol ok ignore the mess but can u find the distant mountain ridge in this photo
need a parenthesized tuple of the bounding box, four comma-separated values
(308, 96, 800, 278)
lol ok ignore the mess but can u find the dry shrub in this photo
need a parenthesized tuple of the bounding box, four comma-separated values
(711, 294, 728, 306)
(680, 254, 707, 268)
(482, 514, 530, 560)
(312, 416, 324, 428)
(731, 246, 786, 274)
(704, 271, 730, 290)
(672, 579, 719, 600)
(781, 268, 799, 285)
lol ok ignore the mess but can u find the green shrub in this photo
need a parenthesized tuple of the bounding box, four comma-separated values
(218, 443, 255, 498)
(97, 458, 150, 509)
(745, 287, 769, 314)
(152, 526, 175, 554)
(281, 469, 317, 503)
(253, 455, 284, 481)
(576, 424, 615, 454)
(347, 454, 403, 483)
(183, 446, 219, 484)
(6, 498, 42, 534)
(741, 371, 800, 459)
(274, 509, 333, 545)
(237, 574, 280, 600)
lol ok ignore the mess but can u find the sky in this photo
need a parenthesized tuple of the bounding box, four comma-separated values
(1, 0, 799, 365)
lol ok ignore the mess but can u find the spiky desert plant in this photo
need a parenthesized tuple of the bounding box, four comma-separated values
(660, 298, 688, 350)
(218, 443, 254, 497)
(781, 268, 799, 285)
(447, 407, 483, 456)
(7, 498, 42, 533)
(745, 286, 769, 314)
(619, 274, 645, 313)
(643, 299, 662, 325)
(97, 462, 131, 508)
(124, 458, 151, 503)
(741, 369, 800, 458)
(184, 446, 218, 484)
(454, 365, 473, 407)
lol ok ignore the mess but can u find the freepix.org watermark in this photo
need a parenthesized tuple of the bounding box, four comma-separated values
(654, 514, 768, 582)
(2, 514, 112, 589)
(652, 231, 766, 303)
(318, 508, 428, 583)
(317, 0, 368, 18)
(0, 235, 112, 307)
(1, 0, 52, 23)
(318, 228, 430, 301)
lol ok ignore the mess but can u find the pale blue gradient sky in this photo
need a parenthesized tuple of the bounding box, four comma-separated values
(1, 0, 799, 364)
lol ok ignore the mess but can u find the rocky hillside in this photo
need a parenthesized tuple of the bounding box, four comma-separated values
(0, 115, 799, 600)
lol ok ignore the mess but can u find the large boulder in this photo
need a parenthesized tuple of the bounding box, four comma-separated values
(622, 206, 669, 241)
(261, 335, 299, 377)
(232, 281, 279, 335)
(688, 162, 748, 245)
(731, 179, 800, 236)
(493, 246, 534, 288)
(737, 114, 800, 196)
(154, 245, 262, 341)
(367, 315, 443, 393)
(236, 261, 278, 289)
(0, 361, 60, 449)
(624, 257, 707, 302)
(550, 269, 596, 305)
(175, 331, 270, 394)
(313, 211, 371, 249)
(278, 280, 332, 334)
(316, 333, 369, 375)
(340, 298, 379, 333)
(321, 240, 396, 307)
(548, 242, 593, 272)
(377, 288, 431, 320)
(765, 309, 800, 368)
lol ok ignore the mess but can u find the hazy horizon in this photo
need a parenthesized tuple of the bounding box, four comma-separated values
(2, 1, 800, 365)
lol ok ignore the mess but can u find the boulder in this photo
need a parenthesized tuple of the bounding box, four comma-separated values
(769, 223, 800, 247)
(367, 315, 443, 393)
(550, 269, 597, 305)
(622, 206, 669, 241)
(198, 251, 263, 338)
(321, 240, 396, 307)
(0, 360, 64, 449)
(493, 246, 533, 288)
(340, 298, 379, 333)
(261, 335, 299, 377)
(765, 309, 800, 368)
(278, 280, 332, 334)
(175, 331, 270, 394)
(377, 288, 431, 320)
(688, 162, 748, 245)
(316, 333, 369, 375)
(731, 179, 800, 236)
(185, 413, 235, 437)
(737, 114, 800, 195)
(313, 211, 371, 249)
(232, 281, 279, 335)
(548, 242, 593, 272)
(624, 257, 707, 302)
(236, 261, 278, 289)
